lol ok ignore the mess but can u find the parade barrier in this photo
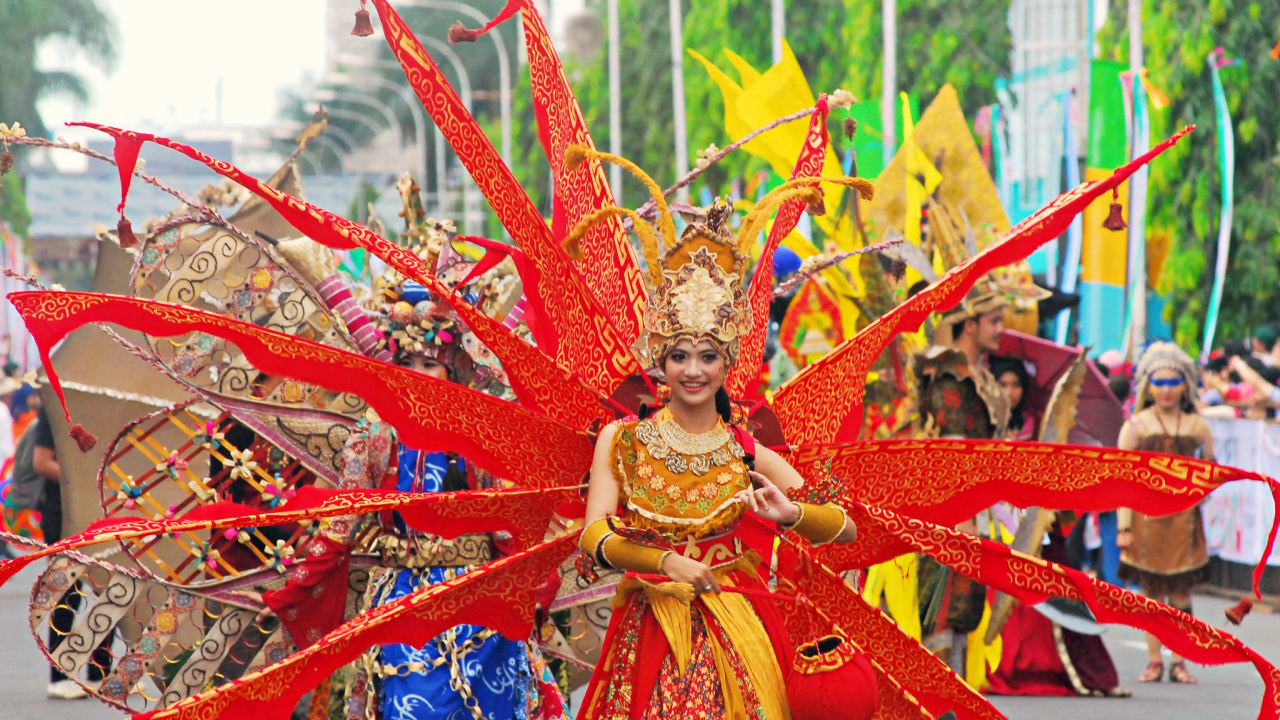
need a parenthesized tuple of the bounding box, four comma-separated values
(1205, 417, 1280, 594)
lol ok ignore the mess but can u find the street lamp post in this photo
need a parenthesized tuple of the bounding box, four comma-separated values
(401, 0, 513, 168)
(327, 64, 430, 184)
(314, 86, 405, 145)
(668, 0, 689, 201)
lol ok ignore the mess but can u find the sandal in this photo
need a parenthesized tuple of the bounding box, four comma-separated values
(1169, 662, 1198, 684)
(1137, 660, 1164, 683)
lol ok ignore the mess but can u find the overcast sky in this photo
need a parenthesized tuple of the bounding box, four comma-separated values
(39, 0, 326, 137)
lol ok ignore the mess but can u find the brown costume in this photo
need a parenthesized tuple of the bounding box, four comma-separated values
(1119, 410, 1211, 596)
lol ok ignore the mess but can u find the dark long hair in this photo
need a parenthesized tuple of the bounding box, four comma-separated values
(989, 355, 1030, 430)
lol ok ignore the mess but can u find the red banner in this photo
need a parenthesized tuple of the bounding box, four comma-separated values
(728, 98, 831, 397)
(770, 127, 1194, 446)
(371, 0, 640, 395)
(136, 534, 578, 720)
(9, 291, 593, 490)
(68, 122, 609, 431)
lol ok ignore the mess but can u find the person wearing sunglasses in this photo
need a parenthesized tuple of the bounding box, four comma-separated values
(1116, 342, 1213, 685)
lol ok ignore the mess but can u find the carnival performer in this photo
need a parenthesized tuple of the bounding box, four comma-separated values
(912, 273, 1011, 672)
(991, 355, 1036, 441)
(346, 259, 564, 720)
(576, 201, 869, 719)
(1118, 342, 1212, 685)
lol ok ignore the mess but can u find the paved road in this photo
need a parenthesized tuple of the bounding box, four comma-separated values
(2, 559, 1276, 719)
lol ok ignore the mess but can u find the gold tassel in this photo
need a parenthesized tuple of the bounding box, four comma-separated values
(737, 187, 823, 254)
(735, 175, 875, 255)
(562, 144, 676, 263)
(562, 205, 664, 284)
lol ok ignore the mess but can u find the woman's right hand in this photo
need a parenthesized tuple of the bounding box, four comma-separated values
(660, 553, 720, 594)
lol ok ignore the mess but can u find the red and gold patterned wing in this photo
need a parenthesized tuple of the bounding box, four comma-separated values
(770, 127, 1194, 447)
(9, 291, 593, 490)
(0, 485, 576, 589)
(814, 502, 1280, 720)
(132, 534, 578, 720)
(728, 97, 831, 397)
(69, 124, 609, 431)
(371, 0, 641, 396)
(517, 0, 646, 346)
(790, 437, 1280, 595)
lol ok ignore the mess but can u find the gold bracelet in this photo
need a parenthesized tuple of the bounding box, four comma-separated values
(780, 502, 805, 530)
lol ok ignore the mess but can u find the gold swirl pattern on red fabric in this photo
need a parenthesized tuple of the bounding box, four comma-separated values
(828, 500, 1280, 720)
(791, 438, 1267, 525)
(770, 126, 1194, 447)
(133, 534, 578, 720)
(371, 0, 641, 395)
(728, 99, 830, 397)
(68, 123, 609, 431)
(0, 484, 576, 589)
(518, 2, 647, 347)
(788, 437, 1280, 595)
(9, 291, 593, 489)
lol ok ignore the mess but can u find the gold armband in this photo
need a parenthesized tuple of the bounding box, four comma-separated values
(579, 516, 671, 575)
(785, 502, 849, 545)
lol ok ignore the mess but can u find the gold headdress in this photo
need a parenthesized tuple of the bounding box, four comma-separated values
(636, 199, 752, 368)
(561, 144, 873, 371)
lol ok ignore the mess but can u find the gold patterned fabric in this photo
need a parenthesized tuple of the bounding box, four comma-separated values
(583, 411, 790, 718)
(612, 409, 750, 542)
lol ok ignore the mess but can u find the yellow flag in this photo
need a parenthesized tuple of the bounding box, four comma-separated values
(689, 40, 844, 216)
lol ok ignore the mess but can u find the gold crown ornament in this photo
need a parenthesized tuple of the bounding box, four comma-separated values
(560, 144, 873, 372)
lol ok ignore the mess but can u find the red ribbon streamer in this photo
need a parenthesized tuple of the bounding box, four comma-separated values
(136, 534, 578, 720)
(770, 126, 1194, 446)
(728, 97, 830, 397)
(8, 290, 593, 490)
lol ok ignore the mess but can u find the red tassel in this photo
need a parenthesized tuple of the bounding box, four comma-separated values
(0, 150, 13, 176)
(69, 423, 98, 452)
(351, 3, 374, 37)
(117, 215, 138, 248)
(1225, 597, 1254, 625)
(1103, 187, 1127, 231)
(448, 20, 480, 43)
(842, 118, 857, 141)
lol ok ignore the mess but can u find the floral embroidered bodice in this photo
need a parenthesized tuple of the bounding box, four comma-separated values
(610, 408, 751, 542)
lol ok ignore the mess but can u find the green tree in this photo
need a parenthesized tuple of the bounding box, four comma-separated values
(524, 0, 1009, 209)
(1097, 0, 1280, 353)
(0, 0, 116, 239)
(0, 0, 117, 139)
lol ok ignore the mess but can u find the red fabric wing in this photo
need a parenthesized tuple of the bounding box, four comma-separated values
(828, 501, 1280, 720)
(770, 126, 1194, 446)
(67, 123, 607, 431)
(9, 291, 592, 490)
(134, 534, 578, 720)
(371, 0, 641, 396)
(728, 98, 830, 397)
(792, 437, 1280, 597)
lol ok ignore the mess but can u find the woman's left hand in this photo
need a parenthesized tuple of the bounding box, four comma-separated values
(735, 471, 802, 525)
